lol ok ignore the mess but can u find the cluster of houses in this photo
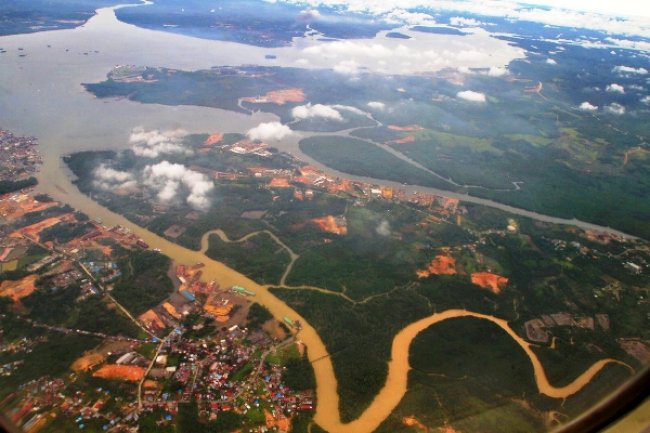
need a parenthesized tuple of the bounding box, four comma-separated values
(0, 129, 41, 182)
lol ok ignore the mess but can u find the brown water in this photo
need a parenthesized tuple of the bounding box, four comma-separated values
(312, 309, 632, 433)
(43, 171, 633, 433)
(0, 4, 634, 238)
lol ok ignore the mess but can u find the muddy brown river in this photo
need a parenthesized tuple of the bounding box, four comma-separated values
(45, 170, 631, 433)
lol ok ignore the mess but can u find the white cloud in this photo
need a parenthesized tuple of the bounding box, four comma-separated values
(376, 220, 391, 237)
(455, 49, 487, 62)
(298, 9, 321, 20)
(298, 33, 523, 75)
(246, 121, 293, 141)
(332, 104, 366, 116)
(546, 58, 557, 65)
(274, 0, 650, 38)
(292, 103, 343, 121)
(604, 37, 650, 52)
(579, 101, 598, 111)
(449, 16, 484, 27)
(129, 127, 191, 158)
(305, 41, 391, 60)
(457, 90, 486, 103)
(486, 66, 509, 77)
(333, 59, 361, 75)
(612, 65, 648, 75)
(605, 102, 626, 115)
(641, 95, 650, 105)
(367, 101, 386, 110)
(142, 161, 214, 210)
(385, 9, 436, 26)
(606, 83, 625, 93)
(94, 164, 132, 184)
(93, 164, 136, 190)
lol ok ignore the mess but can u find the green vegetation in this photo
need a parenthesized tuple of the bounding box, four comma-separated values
(177, 399, 201, 433)
(282, 352, 315, 391)
(0, 176, 37, 194)
(82, 56, 650, 238)
(207, 411, 245, 432)
(16, 243, 48, 269)
(23, 284, 82, 325)
(0, 0, 118, 36)
(267, 342, 301, 366)
(291, 415, 328, 433)
(138, 409, 175, 433)
(20, 283, 139, 337)
(63, 140, 650, 427)
(0, 334, 100, 397)
(74, 296, 140, 338)
(0, 244, 48, 280)
(39, 220, 95, 244)
(205, 232, 290, 284)
(269, 287, 432, 422)
(231, 362, 254, 382)
(531, 327, 635, 387)
(67, 57, 650, 431)
(19, 203, 74, 227)
(136, 342, 158, 359)
(114, 0, 392, 48)
(83, 66, 405, 126)
(299, 136, 447, 189)
(176, 398, 246, 432)
(112, 250, 174, 316)
(376, 317, 542, 433)
(292, 111, 375, 132)
(247, 303, 273, 329)
(287, 236, 416, 300)
(285, 200, 471, 300)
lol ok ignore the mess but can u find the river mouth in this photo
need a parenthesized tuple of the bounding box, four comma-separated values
(0, 2, 635, 238)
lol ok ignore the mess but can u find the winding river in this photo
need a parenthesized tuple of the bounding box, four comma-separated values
(0, 4, 638, 432)
(43, 167, 632, 433)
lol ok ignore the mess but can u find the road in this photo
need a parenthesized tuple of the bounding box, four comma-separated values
(137, 330, 173, 411)
(11, 316, 145, 343)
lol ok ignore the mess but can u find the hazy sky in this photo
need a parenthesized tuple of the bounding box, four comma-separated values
(279, 0, 650, 37)
(527, 0, 650, 19)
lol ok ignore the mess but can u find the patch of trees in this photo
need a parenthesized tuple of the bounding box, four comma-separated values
(0, 177, 37, 195)
(246, 303, 273, 329)
(74, 297, 140, 338)
(111, 250, 173, 316)
(39, 221, 94, 244)
(205, 232, 290, 285)
(0, 334, 99, 396)
(282, 352, 315, 391)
